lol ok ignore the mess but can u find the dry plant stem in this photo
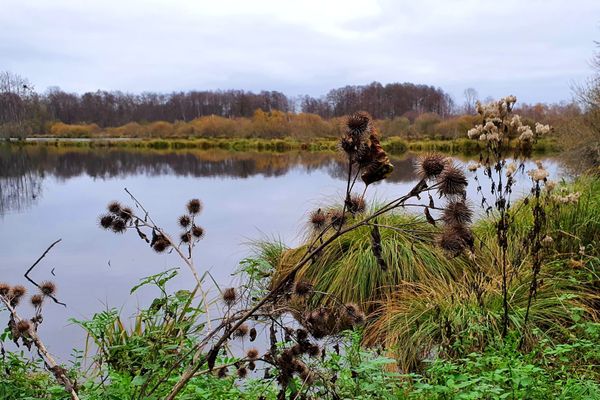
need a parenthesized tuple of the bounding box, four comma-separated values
(0, 297, 79, 400)
(24, 238, 66, 307)
(165, 180, 431, 400)
(125, 188, 202, 285)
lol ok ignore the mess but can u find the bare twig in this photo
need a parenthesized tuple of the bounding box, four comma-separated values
(24, 239, 66, 307)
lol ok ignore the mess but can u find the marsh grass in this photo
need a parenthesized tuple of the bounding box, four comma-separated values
(267, 175, 600, 371)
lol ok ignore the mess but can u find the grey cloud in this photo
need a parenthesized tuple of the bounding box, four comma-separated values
(1, 0, 599, 103)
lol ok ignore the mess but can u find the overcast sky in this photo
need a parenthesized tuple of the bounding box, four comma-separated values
(2, 0, 599, 104)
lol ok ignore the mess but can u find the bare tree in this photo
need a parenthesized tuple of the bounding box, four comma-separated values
(463, 88, 479, 115)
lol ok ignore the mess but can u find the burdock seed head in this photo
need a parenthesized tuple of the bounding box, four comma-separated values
(180, 232, 191, 243)
(16, 320, 30, 334)
(31, 294, 44, 307)
(40, 281, 56, 296)
(441, 200, 473, 226)
(293, 280, 313, 297)
(0, 282, 10, 296)
(346, 111, 372, 137)
(343, 303, 366, 327)
(107, 201, 121, 214)
(328, 209, 346, 228)
(217, 367, 228, 378)
(348, 194, 366, 214)
(120, 207, 133, 222)
(11, 285, 26, 299)
(99, 214, 115, 230)
(234, 323, 249, 338)
(187, 199, 202, 215)
(222, 287, 237, 306)
(438, 225, 474, 257)
(178, 215, 191, 228)
(191, 225, 204, 239)
(111, 218, 127, 234)
(152, 238, 170, 253)
(309, 209, 327, 230)
(237, 366, 248, 378)
(307, 344, 321, 358)
(246, 348, 259, 360)
(437, 164, 468, 198)
(415, 153, 448, 180)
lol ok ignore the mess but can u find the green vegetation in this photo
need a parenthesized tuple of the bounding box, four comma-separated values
(6, 135, 560, 156)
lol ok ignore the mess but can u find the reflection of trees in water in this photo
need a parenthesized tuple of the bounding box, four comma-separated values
(0, 146, 44, 215)
(0, 145, 422, 214)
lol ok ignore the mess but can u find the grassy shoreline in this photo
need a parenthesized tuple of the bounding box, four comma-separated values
(3, 136, 561, 155)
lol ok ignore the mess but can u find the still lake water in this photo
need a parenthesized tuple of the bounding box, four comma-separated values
(0, 145, 564, 360)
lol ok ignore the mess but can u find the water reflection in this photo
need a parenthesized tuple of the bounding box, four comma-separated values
(0, 145, 429, 215)
(0, 144, 563, 360)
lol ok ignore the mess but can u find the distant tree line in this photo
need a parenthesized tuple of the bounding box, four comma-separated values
(0, 71, 454, 133)
(0, 70, 581, 139)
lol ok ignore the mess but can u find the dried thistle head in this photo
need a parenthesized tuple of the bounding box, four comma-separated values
(152, 238, 170, 253)
(40, 281, 56, 296)
(437, 164, 468, 198)
(119, 207, 133, 222)
(178, 215, 191, 228)
(346, 111, 372, 137)
(186, 199, 202, 215)
(307, 344, 321, 358)
(98, 214, 115, 230)
(438, 225, 474, 257)
(347, 194, 366, 214)
(246, 348, 259, 360)
(217, 367, 228, 378)
(30, 294, 44, 307)
(328, 209, 346, 228)
(237, 366, 248, 378)
(16, 320, 30, 334)
(191, 225, 204, 239)
(309, 209, 327, 230)
(441, 200, 473, 226)
(0, 283, 10, 297)
(247, 361, 256, 371)
(222, 287, 237, 306)
(107, 201, 122, 214)
(296, 328, 309, 341)
(111, 218, 127, 234)
(234, 323, 249, 338)
(293, 280, 313, 297)
(10, 285, 26, 300)
(344, 303, 366, 326)
(180, 232, 191, 243)
(415, 153, 447, 180)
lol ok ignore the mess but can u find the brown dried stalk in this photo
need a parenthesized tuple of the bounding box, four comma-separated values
(0, 296, 79, 400)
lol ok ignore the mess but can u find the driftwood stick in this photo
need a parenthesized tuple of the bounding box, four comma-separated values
(24, 239, 66, 307)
